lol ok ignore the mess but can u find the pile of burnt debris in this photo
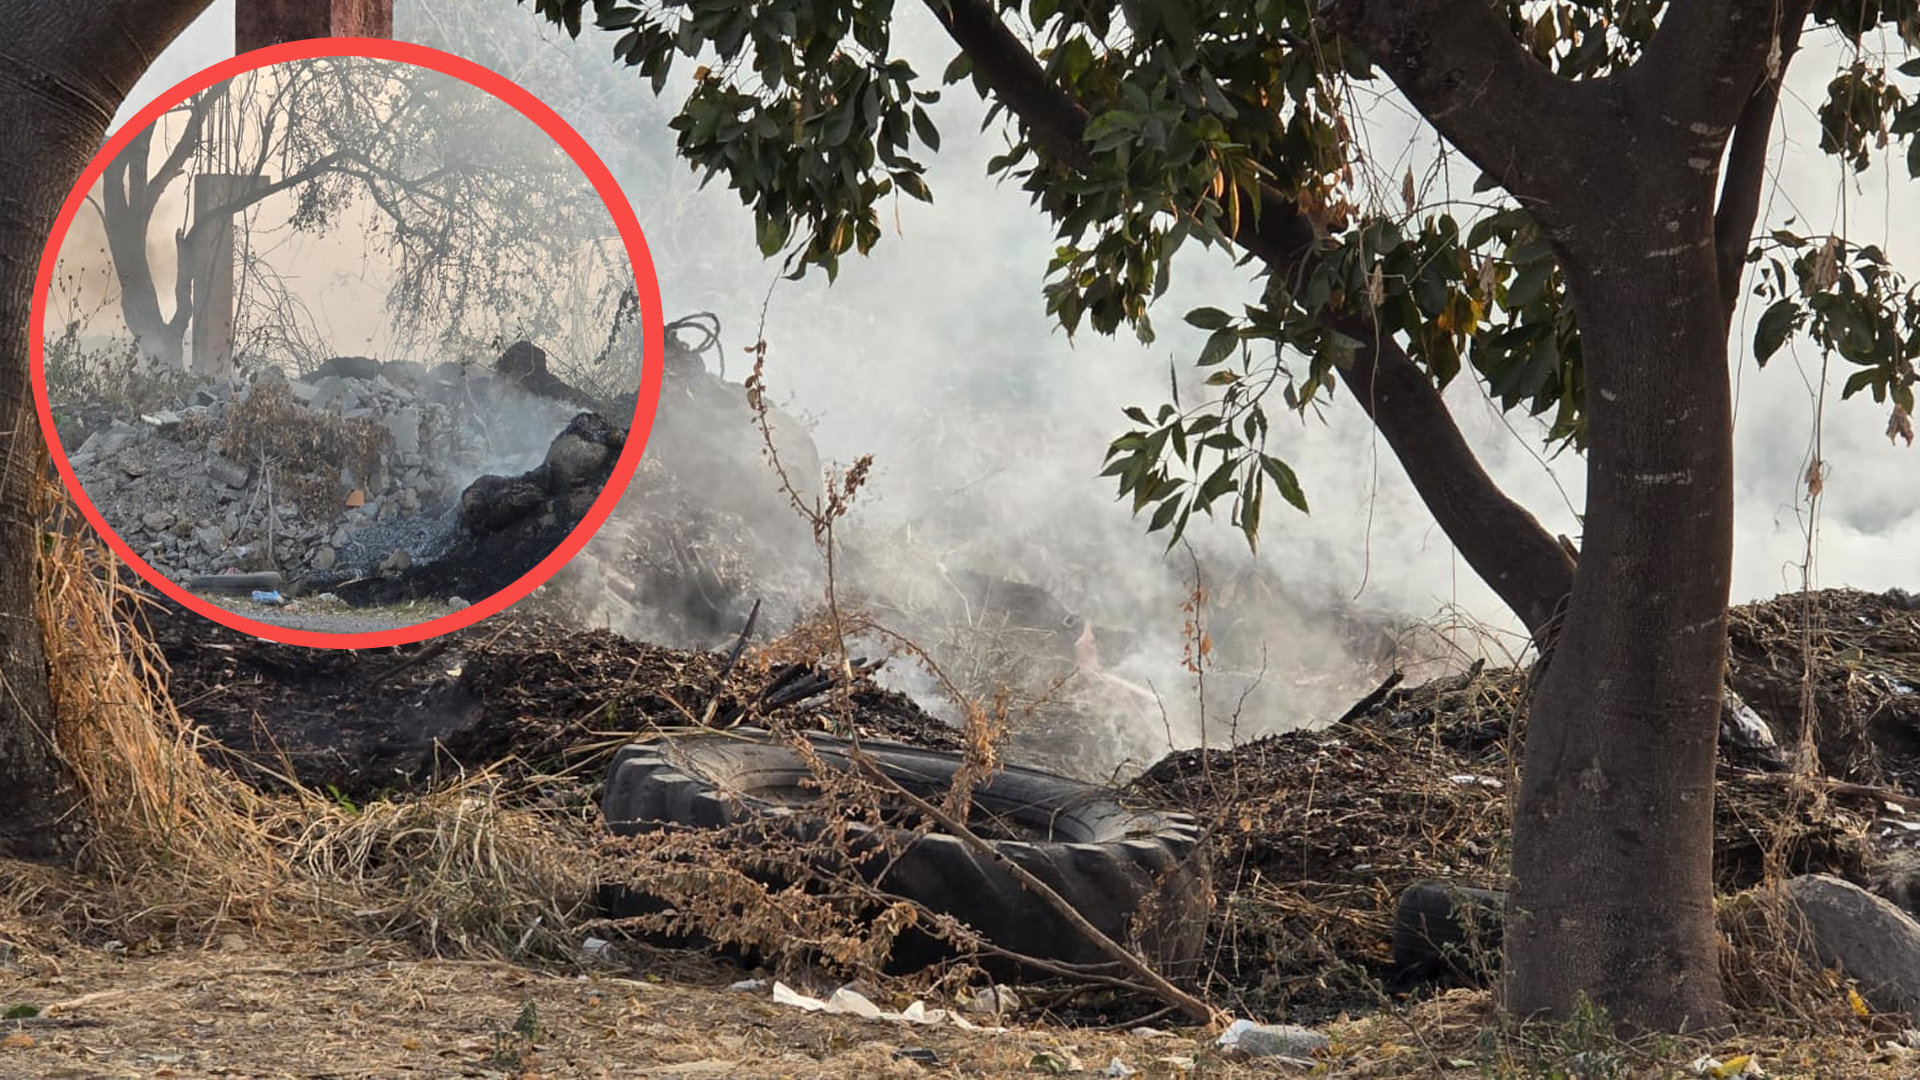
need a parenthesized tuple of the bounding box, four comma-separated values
(59, 340, 632, 604)
(140, 581, 1920, 1022)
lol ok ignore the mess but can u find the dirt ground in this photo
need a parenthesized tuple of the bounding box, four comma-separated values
(2, 927, 1913, 1078)
(0, 932, 1233, 1079)
(193, 594, 478, 636)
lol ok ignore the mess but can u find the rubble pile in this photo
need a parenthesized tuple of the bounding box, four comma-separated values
(61, 346, 593, 590)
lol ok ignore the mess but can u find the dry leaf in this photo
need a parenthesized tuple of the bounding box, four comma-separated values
(1367, 264, 1385, 308)
(1, 1032, 33, 1050)
(1813, 235, 1842, 291)
(1401, 167, 1417, 216)
(1848, 985, 1870, 1018)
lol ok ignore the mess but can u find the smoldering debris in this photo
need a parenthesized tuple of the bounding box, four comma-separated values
(58, 342, 613, 602)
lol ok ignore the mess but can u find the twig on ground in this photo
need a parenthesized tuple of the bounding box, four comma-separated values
(1334, 670, 1405, 726)
(701, 598, 761, 725)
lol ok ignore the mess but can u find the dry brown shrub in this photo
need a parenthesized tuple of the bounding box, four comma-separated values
(25, 473, 595, 957)
(221, 379, 392, 519)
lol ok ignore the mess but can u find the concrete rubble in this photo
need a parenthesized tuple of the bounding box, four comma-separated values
(61, 345, 593, 589)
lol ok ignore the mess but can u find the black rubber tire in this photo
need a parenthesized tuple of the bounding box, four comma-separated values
(1391, 880, 1507, 986)
(601, 729, 1209, 973)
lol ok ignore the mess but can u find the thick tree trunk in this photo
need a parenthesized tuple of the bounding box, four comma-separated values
(1503, 222, 1736, 1030)
(101, 140, 181, 366)
(1317, 0, 1786, 1033)
(0, 0, 212, 857)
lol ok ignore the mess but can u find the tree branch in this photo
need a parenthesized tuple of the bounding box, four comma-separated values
(923, 0, 1576, 644)
(1713, 4, 1808, 322)
(1632, 0, 1801, 133)
(146, 79, 228, 208)
(1314, 0, 1596, 214)
(1330, 317, 1576, 644)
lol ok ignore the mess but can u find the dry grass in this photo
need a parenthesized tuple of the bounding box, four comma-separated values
(24, 474, 597, 962)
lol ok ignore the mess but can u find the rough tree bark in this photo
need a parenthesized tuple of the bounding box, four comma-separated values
(1323, 0, 1804, 1030)
(0, 0, 214, 858)
(100, 87, 229, 371)
(921, 0, 1579, 646)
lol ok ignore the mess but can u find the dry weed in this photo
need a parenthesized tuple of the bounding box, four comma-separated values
(24, 472, 598, 962)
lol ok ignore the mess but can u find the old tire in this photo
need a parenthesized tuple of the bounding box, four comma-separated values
(1391, 880, 1507, 986)
(601, 729, 1208, 974)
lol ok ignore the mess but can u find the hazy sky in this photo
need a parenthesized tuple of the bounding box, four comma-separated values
(112, 4, 1917, 647)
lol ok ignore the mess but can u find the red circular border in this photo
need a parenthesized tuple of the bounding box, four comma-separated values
(30, 37, 663, 650)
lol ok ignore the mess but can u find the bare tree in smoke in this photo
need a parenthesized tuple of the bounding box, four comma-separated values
(93, 55, 627, 373)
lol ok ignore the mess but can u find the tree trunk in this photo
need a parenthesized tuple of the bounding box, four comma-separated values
(1503, 217, 1736, 1031)
(0, 0, 212, 858)
(102, 162, 191, 370)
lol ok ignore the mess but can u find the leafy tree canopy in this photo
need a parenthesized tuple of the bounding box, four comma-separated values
(527, 0, 1917, 547)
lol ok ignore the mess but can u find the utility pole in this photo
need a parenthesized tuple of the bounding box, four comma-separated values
(192, 0, 394, 376)
(237, 0, 392, 49)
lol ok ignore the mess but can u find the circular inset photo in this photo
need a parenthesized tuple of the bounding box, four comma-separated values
(32, 39, 662, 648)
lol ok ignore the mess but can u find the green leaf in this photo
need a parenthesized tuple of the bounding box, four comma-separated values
(1753, 298, 1800, 365)
(1506, 261, 1554, 309)
(910, 106, 941, 152)
(1841, 368, 1881, 399)
(1147, 493, 1184, 532)
(1198, 458, 1238, 505)
(895, 171, 932, 202)
(1261, 455, 1309, 513)
(1185, 306, 1233, 330)
(1197, 327, 1238, 366)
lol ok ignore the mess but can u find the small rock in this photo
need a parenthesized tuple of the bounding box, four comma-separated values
(122, 461, 150, 478)
(1784, 874, 1920, 1021)
(207, 456, 250, 489)
(378, 548, 411, 575)
(311, 546, 336, 571)
(193, 525, 225, 557)
(386, 407, 421, 456)
(447, 596, 470, 611)
(141, 510, 175, 533)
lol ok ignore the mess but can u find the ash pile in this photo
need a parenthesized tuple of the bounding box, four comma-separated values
(60, 340, 623, 600)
